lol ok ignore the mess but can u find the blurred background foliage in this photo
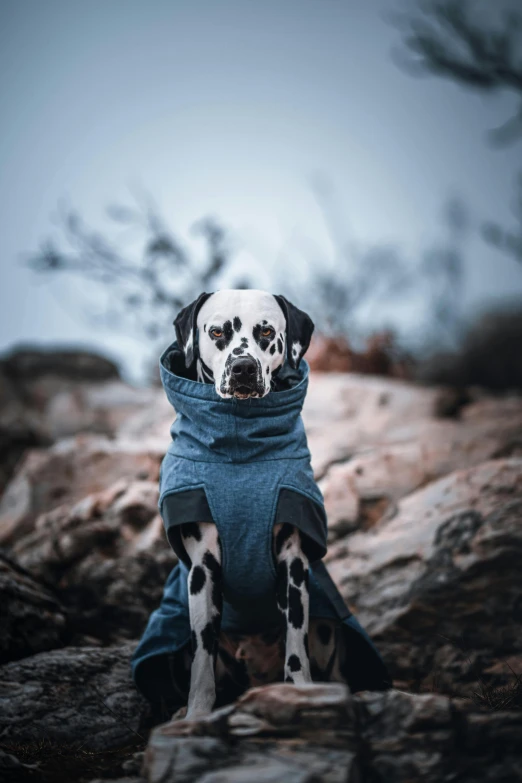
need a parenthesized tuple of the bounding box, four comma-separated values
(6, 0, 522, 388)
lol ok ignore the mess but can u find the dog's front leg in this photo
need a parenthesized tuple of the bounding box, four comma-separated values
(181, 522, 222, 718)
(274, 523, 311, 683)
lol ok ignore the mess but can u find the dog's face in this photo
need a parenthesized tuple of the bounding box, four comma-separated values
(197, 290, 286, 399)
(174, 289, 314, 399)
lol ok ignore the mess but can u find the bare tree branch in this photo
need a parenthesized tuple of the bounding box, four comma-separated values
(26, 194, 244, 349)
(392, 0, 522, 146)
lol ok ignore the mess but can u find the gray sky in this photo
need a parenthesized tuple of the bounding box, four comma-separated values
(1, 0, 521, 380)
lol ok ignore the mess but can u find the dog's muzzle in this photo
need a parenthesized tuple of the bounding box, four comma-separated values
(229, 356, 263, 399)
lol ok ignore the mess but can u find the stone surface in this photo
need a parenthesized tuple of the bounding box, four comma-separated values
(145, 684, 358, 783)
(144, 685, 522, 783)
(303, 372, 442, 477)
(0, 748, 43, 782)
(0, 436, 164, 546)
(320, 396, 522, 539)
(0, 347, 157, 496)
(1, 349, 522, 782)
(326, 458, 522, 692)
(10, 480, 176, 642)
(0, 643, 149, 751)
(0, 554, 68, 665)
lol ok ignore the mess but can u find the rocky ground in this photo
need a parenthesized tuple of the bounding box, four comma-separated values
(0, 348, 521, 782)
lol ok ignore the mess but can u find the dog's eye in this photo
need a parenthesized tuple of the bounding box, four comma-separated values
(261, 328, 273, 337)
(210, 328, 223, 338)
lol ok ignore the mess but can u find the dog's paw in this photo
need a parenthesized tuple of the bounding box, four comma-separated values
(171, 705, 188, 721)
(185, 706, 213, 720)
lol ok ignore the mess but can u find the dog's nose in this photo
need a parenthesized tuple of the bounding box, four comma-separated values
(231, 357, 257, 384)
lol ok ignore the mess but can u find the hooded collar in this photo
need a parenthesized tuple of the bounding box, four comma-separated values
(160, 341, 311, 463)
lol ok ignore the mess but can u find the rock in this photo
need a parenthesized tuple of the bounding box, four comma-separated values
(0, 346, 121, 383)
(0, 347, 164, 496)
(0, 437, 164, 546)
(143, 685, 522, 783)
(451, 699, 522, 782)
(326, 459, 522, 693)
(145, 684, 358, 783)
(320, 397, 522, 539)
(303, 372, 442, 477)
(116, 392, 173, 446)
(357, 689, 522, 783)
(89, 779, 144, 783)
(356, 689, 454, 783)
(307, 333, 411, 377)
(10, 481, 176, 642)
(42, 382, 161, 442)
(0, 554, 68, 664)
(121, 750, 145, 775)
(0, 749, 42, 782)
(0, 643, 149, 751)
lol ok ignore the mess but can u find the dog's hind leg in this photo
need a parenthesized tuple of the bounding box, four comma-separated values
(181, 522, 222, 719)
(273, 523, 311, 684)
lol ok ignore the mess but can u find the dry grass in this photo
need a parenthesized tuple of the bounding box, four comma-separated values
(469, 664, 522, 712)
(0, 737, 146, 783)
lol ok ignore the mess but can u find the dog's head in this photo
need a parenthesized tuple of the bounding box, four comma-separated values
(174, 289, 314, 399)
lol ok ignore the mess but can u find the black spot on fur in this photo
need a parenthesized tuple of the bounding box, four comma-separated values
(304, 632, 309, 658)
(266, 366, 269, 374)
(233, 346, 244, 355)
(190, 565, 206, 595)
(241, 337, 248, 345)
(203, 551, 222, 612)
(288, 654, 302, 672)
(233, 316, 242, 332)
(288, 585, 304, 629)
(203, 551, 221, 580)
(191, 630, 197, 655)
(201, 621, 216, 655)
(252, 324, 270, 352)
(290, 557, 306, 587)
(275, 523, 294, 555)
(277, 337, 283, 353)
(270, 344, 276, 355)
(317, 623, 332, 647)
(214, 320, 234, 351)
(285, 675, 294, 683)
(203, 324, 206, 332)
(276, 560, 288, 611)
(182, 522, 201, 541)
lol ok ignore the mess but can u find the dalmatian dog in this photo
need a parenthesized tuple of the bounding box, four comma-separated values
(172, 290, 347, 719)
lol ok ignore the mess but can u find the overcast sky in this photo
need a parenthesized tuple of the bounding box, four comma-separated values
(1, 0, 521, 380)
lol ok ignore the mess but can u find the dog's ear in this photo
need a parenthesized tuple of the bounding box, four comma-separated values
(173, 292, 213, 368)
(273, 294, 315, 369)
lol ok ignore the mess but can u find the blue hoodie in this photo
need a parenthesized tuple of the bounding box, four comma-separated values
(131, 341, 391, 700)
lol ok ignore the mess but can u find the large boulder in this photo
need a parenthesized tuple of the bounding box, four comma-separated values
(0, 555, 68, 665)
(9, 480, 176, 642)
(0, 437, 164, 546)
(320, 396, 522, 539)
(303, 372, 443, 477)
(143, 684, 522, 783)
(326, 459, 522, 692)
(0, 643, 148, 751)
(0, 347, 164, 496)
